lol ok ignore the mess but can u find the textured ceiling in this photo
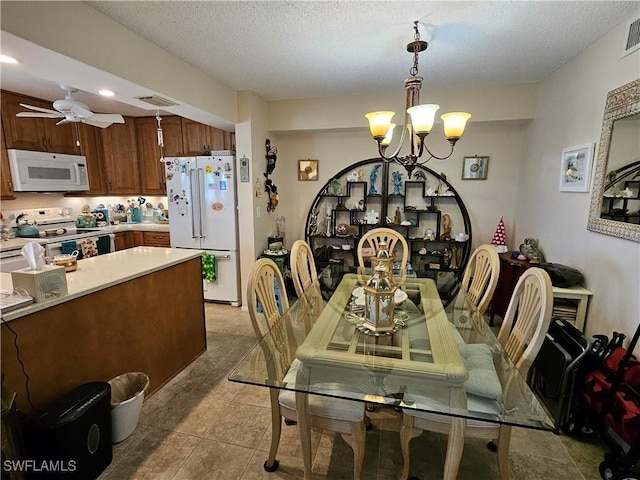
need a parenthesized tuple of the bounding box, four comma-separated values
(1, 1, 637, 120)
(84, 1, 638, 101)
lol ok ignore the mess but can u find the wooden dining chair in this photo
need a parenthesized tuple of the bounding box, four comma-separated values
(400, 267, 553, 480)
(460, 244, 500, 316)
(247, 258, 367, 479)
(357, 227, 409, 272)
(290, 239, 318, 298)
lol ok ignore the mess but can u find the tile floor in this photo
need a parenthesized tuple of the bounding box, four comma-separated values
(98, 303, 608, 480)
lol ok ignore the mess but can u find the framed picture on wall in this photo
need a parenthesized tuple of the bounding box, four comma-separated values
(559, 143, 594, 192)
(298, 159, 319, 181)
(462, 156, 489, 180)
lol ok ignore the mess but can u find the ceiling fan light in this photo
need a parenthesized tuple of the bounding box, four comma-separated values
(365, 111, 395, 139)
(98, 89, 116, 97)
(0, 54, 20, 64)
(380, 123, 397, 146)
(441, 112, 471, 139)
(407, 104, 440, 135)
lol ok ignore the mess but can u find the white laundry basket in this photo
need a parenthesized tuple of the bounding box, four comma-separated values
(108, 372, 150, 443)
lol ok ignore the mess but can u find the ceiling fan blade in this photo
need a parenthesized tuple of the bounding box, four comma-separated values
(70, 104, 94, 118)
(17, 112, 63, 119)
(56, 119, 73, 126)
(90, 113, 125, 124)
(81, 117, 113, 128)
(19, 103, 60, 115)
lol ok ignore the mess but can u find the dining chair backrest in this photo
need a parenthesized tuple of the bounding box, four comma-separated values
(461, 244, 500, 316)
(497, 267, 553, 378)
(357, 227, 409, 271)
(247, 258, 291, 340)
(290, 239, 318, 298)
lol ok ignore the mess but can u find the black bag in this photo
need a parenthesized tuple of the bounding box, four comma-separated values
(538, 263, 583, 288)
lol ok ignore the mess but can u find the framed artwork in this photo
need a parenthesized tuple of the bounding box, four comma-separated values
(462, 156, 489, 180)
(559, 143, 594, 192)
(298, 159, 319, 181)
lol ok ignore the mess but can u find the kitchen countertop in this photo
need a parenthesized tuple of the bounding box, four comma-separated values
(0, 223, 170, 252)
(1, 246, 201, 322)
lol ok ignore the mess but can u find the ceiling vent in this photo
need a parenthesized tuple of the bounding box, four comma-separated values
(135, 95, 178, 107)
(622, 16, 640, 58)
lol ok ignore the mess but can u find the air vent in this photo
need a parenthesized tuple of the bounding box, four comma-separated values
(622, 17, 640, 58)
(135, 95, 178, 107)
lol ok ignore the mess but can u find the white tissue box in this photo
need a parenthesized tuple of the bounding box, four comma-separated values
(11, 266, 68, 303)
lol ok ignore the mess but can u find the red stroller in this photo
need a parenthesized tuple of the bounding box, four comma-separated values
(582, 324, 640, 480)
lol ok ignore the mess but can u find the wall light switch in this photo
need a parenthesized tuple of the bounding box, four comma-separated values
(256, 206, 261, 219)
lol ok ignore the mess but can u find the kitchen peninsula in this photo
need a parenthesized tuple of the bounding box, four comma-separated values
(1, 247, 205, 414)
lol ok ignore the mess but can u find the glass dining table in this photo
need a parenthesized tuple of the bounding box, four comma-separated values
(228, 265, 554, 479)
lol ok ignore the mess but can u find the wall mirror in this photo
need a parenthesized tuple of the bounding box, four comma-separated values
(587, 78, 640, 242)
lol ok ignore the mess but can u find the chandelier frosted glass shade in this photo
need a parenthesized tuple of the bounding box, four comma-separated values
(441, 112, 472, 140)
(380, 123, 397, 146)
(365, 111, 396, 139)
(407, 104, 439, 135)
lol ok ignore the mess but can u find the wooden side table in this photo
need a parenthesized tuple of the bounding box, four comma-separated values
(489, 252, 592, 332)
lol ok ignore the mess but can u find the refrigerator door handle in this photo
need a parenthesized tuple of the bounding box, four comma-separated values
(198, 168, 205, 240)
(189, 169, 199, 239)
(214, 254, 231, 260)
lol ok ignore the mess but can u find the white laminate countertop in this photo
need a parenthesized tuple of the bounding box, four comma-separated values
(1, 246, 202, 322)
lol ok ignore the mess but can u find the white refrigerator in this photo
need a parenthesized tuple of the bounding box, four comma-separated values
(165, 152, 241, 306)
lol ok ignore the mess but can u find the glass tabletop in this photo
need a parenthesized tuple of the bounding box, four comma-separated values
(229, 266, 554, 431)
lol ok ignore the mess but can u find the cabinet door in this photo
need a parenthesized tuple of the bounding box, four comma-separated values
(161, 116, 184, 157)
(1, 91, 47, 151)
(42, 117, 79, 154)
(181, 119, 209, 155)
(224, 131, 235, 151)
(114, 232, 129, 251)
(132, 231, 144, 247)
(208, 126, 225, 151)
(101, 117, 140, 194)
(1, 127, 14, 199)
(77, 124, 108, 195)
(136, 117, 165, 195)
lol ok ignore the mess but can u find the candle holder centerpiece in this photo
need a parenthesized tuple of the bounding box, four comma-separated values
(363, 241, 397, 333)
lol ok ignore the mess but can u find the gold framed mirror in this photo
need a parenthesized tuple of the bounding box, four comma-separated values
(587, 78, 640, 242)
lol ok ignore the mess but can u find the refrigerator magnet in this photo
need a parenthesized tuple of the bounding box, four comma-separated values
(205, 165, 213, 173)
(220, 181, 227, 190)
(212, 202, 224, 211)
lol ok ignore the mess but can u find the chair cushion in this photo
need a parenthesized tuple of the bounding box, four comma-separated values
(279, 359, 365, 422)
(459, 343, 503, 401)
(404, 392, 502, 424)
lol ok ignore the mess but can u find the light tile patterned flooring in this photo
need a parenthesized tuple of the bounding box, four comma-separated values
(98, 303, 607, 480)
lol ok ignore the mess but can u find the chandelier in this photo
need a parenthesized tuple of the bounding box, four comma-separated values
(365, 21, 471, 177)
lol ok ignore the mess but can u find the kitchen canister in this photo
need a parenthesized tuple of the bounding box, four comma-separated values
(129, 208, 143, 223)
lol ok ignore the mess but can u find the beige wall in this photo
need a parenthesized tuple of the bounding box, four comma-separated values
(518, 18, 639, 352)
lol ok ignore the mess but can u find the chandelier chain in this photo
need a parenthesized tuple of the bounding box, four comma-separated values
(410, 21, 421, 77)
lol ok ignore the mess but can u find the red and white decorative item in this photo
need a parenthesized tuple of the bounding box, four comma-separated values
(491, 217, 508, 253)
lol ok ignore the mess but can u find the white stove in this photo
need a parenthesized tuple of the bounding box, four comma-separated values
(1, 207, 115, 273)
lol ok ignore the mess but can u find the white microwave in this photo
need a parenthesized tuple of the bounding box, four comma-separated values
(8, 149, 90, 192)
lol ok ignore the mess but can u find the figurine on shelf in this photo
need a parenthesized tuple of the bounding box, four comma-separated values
(325, 205, 332, 236)
(392, 170, 403, 195)
(413, 170, 426, 181)
(440, 214, 452, 240)
(329, 178, 343, 195)
(519, 237, 545, 264)
(369, 165, 381, 195)
(309, 208, 318, 236)
(394, 207, 402, 224)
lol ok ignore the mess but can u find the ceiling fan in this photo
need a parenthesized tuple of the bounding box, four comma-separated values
(16, 84, 125, 128)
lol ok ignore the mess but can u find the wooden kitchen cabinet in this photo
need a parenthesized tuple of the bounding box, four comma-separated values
(1, 127, 14, 199)
(181, 118, 210, 155)
(136, 117, 166, 195)
(181, 118, 231, 155)
(101, 117, 140, 194)
(114, 230, 145, 251)
(73, 123, 108, 195)
(143, 231, 170, 247)
(1, 91, 79, 154)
